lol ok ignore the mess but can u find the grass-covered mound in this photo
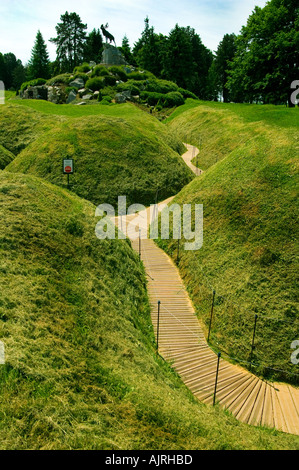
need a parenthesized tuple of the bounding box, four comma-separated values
(0, 172, 298, 450)
(19, 64, 198, 110)
(158, 101, 299, 383)
(2, 102, 193, 207)
(0, 145, 14, 169)
(0, 103, 54, 157)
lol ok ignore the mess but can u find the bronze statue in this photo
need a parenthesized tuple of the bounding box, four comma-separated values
(101, 24, 116, 47)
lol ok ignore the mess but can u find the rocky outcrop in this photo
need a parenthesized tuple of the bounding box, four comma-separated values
(21, 85, 67, 104)
(66, 90, 77, 104)
(101, 44, 127, 66)
(22, 86, 48, 101)
(47, 86, 66, 104)
(69, 77, 85, 89)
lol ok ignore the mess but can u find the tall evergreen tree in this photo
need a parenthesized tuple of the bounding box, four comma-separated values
(0, 53, 5, 83)
(133, 17, 164, 76)
(119, 35, 136, 65)
(162, 25, 212, 98)
(83, 28, 103, 64)
(227, 0, 298, 105)
(214, 33, 236, 102)
(0, 52, 26, 90)
(50, 12, 87, 72)
(28, 30, 50, 79)
(189, 27, 213, 99)
(162, 24, 194, 89)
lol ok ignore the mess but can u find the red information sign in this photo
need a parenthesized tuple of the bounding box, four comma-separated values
(63, 159, 74, 174)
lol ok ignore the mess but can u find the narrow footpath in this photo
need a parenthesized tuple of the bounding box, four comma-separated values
(116, 144, 299, 436)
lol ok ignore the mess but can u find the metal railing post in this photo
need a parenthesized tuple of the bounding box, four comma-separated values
(213, 352, 221, 406)
(249, 314, 258, 370)
(157, 301, 161, 352)
(208, 290, 216, 343)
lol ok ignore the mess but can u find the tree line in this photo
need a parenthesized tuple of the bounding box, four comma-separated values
(0, 0, 297, 105)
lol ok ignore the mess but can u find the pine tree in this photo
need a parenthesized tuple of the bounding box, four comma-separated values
(227, 0, 298, 105)
(28, 30, 50, 79)
(214, 34, 236, 102)
(83, 29, 103, 64)
(133, 17, 163, 76)
(50, 12, 87, 72)
(119, 35, 136, 65)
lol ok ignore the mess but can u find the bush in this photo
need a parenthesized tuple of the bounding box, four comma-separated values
(85, 77, 105, 92)
(116, 82, 140, 96)
(145, 79, 178, 94)
(20, 78, 47, 92)
(125, 70, 155, 81)
(104, 76, 117, 87)
(73, 63, 91, 74)
(100, 86, 117, 99)
(46, 74, 72, 86)
(65, 87, 77, 95)
(102, 95, 113, 103)
(108, 66, 128, 82)
(163, 91, 185, 107)
(99, 99, 112, 105)
(91, 65, 109, 77)
(140, 91, 164, 106)
(177, 87, 198, 100)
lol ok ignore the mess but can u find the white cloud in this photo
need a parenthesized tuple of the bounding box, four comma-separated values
(0, 0, 268, 63)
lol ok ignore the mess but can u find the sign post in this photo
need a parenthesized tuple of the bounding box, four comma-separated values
(63, 159, 74, 189)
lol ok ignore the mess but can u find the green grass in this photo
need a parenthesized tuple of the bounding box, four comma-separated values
(156, 101, 299, 383)
(0, 144, 14, 169)
(0, 171, 298, 450)
(1, 101, 193, 208)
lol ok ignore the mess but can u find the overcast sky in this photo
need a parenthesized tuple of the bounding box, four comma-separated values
(0, 0, 268, 64)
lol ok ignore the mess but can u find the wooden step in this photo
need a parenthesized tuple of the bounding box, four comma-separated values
(118, 157, 299, 436)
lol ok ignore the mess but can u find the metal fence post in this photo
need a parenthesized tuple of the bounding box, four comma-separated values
(139, 229, 141, 259)
(213, 352, 221, 406)
(208, 290, 216, 343)
(157, 301, 161, 352)
(249, 314, 258, 370)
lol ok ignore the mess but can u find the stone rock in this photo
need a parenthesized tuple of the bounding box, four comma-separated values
(78, 88, 93, 98)
(67, 90, 77, 104)
(122, 90, 132, 99)
(22, 85, 48, 100)
(47, 86, 66, 104)
(124, 67, 133, 74)
(82, 94, 93, 101)
(115, 92, 127, 104)
(75, 102, 87, 105)
(101, 44, 127, 66)
(131, 95, 139, 102)
(69, 77, 85, 89)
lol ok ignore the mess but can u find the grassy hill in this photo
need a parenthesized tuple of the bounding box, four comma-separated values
(0, 171, 298, 450)
(0, 144, 14, 169)
(1, 101, 193, 208)
(157, 100, 299, 383)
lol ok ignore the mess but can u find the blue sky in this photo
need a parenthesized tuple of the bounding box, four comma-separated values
(0, 0, 268, 64)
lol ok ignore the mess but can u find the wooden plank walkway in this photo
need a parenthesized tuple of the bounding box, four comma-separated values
(115, 144, 299, 436)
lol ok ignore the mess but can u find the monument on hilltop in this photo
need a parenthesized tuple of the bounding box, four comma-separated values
(100, 23, 127, 66)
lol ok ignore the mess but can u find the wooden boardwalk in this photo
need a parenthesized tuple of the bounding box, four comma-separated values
(115, 144, 299, 436)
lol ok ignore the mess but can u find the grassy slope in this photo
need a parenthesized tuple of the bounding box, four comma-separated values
(2, 100, 193, 208)
(158, 100, 299, 383)
(0, 144, 14, 169)
(1, 172, 298, 449)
